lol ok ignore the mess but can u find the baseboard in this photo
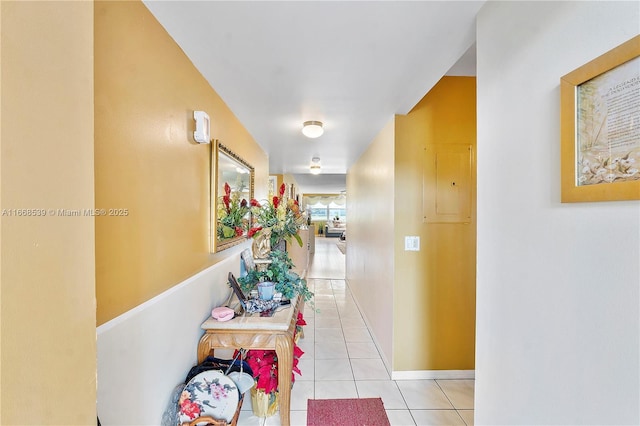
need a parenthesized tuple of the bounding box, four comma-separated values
(392, 370, 475, 380)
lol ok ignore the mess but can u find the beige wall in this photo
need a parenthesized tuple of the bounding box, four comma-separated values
(346, 119, 395, 366)
(1, 1, 96, 423)
(95, 1, 268, 325)
(394, 77, 476, 371)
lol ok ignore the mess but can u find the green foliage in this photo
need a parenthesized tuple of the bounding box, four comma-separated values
(238, 250, 314, 304)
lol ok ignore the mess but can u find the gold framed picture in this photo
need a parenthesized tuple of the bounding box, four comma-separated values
(560, 35, 640, 202)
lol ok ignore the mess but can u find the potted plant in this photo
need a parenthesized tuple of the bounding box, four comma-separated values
(241, 312, 306, 417)
(238, 250, 314, 304)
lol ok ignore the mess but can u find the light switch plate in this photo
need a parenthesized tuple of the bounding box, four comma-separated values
(405, 236, 420, 251)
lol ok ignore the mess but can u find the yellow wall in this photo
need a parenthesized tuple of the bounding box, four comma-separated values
(394, 76, 476, 370)
(1, 1, 96, 423)
(95, 1, 268, 325)
(346, 119, 396, 365)
(346, 77, 476, 373)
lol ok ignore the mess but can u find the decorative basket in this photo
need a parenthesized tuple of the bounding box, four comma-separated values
(250, 388, 278, 417)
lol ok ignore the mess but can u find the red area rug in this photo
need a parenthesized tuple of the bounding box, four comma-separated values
(307, 398, 390, 426)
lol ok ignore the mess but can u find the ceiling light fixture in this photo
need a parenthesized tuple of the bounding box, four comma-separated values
(302, 121, 324, 138)
(310, 157, 321, 175)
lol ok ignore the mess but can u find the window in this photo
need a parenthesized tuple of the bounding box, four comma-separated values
(329, 208, 346, 221)
(310, 207, 328, 221)
(308, 201, 347, 222)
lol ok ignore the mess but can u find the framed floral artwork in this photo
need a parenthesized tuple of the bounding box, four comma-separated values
(560, 35, 640, 202)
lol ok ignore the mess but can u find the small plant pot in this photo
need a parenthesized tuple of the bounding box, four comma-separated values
(257, 282, 276, 300)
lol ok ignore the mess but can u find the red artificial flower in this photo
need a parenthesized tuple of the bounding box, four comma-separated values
(248, 227, 263, 238)
(244, 344, 305, 394)
(250, 199, 261, 207)
(257, 367, 273, 391)
(222, 195, 231, 212)
(279, 183, 286, 197)
(296, 312, 307, 326)
(224, 182, 231, 196)
(240, 199, 248, 208)
(292, 357, 301, 377)
(235, 226, 243, 237)
(272, 196, 280, 209)
(180, 399, 201, 419)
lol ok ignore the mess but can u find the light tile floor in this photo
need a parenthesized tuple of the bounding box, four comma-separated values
(236, 237, 475, 426)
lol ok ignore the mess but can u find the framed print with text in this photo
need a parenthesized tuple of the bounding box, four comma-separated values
(561, 35, 639, 202)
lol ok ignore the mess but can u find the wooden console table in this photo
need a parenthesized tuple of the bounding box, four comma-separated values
(197, 295, 303, 426)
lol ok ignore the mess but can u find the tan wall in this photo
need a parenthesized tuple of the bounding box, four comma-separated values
(346, 119, 395, 366)
(394, 77, 476, 370)
(95, 1, 268, 325)
(1, 1, 96, 423)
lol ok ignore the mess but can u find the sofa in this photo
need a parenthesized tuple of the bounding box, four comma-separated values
(324, 220, 346, 237)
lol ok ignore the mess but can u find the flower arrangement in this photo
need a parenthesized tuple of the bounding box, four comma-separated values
(248, 183, 305, 248)
(240, 312, 306, 416)
(217, 182, 250, 239)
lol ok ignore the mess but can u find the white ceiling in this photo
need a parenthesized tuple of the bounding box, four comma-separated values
(143, 1, 483, 194)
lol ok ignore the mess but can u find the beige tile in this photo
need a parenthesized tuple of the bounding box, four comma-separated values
(340, 315, 366, 328)
(386, 409, 416, 426)
(315, 358, 354, 380)
(236, 409, 265, 425)
(351, 358, 390, 380)
(331, 280, 346, 290)
(343, 327, 373, 343)
(315, 307, 340, 319)
(347, 341, 380, 358)
(263, 410, 307, 426)
(411, 409, 465, 425)
(295, 355, 315, 382)
(315, 316, 342, 328)
(314, 327, 344, 342)
(314, 340, 348, 359)
(290, 380, 314, 410)
(436, 380, 474, 409)
(355, 380, 408, 410)
(303, 246, 475, 426)
(315, 380, 358, 399)
(290, 410, 308, 426)
(396, 380, 454, 410)
(457, 409, 474, 425)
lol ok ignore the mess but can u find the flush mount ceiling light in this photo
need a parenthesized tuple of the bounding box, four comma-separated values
(302, 121, 324, 138)
(310, 157, 321, 175)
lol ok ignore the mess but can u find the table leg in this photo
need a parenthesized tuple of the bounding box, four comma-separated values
(275, 333, 293, 426)
(197, 333, 214, 364)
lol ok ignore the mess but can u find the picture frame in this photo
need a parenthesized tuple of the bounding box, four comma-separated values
(268, 175, 277, 195)
(560, 35, 639, 202)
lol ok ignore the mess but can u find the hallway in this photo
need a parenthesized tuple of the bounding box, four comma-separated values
(237, 237, 475, 425)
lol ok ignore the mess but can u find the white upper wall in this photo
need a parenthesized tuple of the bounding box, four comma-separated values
(476, 1, 639, 424)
